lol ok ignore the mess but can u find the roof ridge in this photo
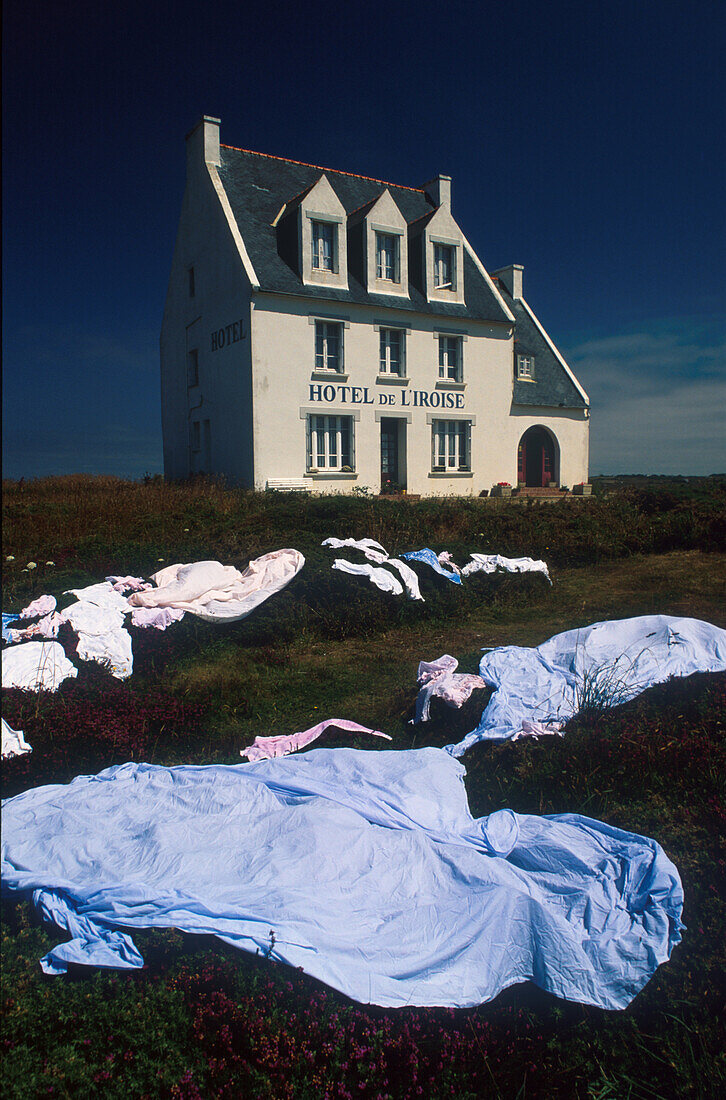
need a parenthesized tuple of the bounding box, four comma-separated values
(220, 145, 426, 194)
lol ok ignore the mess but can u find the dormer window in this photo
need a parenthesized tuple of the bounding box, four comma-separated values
(434, 244, 454, 289)
(312, 221, 336, 272)
(376, 233, 400, 282)
(517, 355, 535, 380)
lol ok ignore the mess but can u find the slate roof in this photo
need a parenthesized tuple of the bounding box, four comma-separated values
(492, 280, 588, 409)
(217, 146, 511, 324)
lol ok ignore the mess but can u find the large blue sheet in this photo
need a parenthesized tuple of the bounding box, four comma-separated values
(448, 615, 726, 756)
(1, 747, 683, 1009)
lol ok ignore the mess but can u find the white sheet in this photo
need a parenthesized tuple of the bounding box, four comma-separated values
(461, 553, 552, 584)
(1, 718, 32, 758)
(448, 615, 726, 756)
(331, 559, 404, 596)
(60, 600, 133, 680)
(127, 550, 304, 622)
(2, 641, 78, 692)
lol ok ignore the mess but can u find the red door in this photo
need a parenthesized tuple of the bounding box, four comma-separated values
(519, 427, 556, 487)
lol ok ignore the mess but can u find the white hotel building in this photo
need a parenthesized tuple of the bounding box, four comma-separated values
(161, 117, 590, 495)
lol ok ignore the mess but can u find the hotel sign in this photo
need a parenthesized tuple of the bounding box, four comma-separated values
(309, 384, 465, 409)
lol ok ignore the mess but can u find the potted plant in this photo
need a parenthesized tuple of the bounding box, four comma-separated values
(572, 482, 592, 496)
(491, 481, 512, 498)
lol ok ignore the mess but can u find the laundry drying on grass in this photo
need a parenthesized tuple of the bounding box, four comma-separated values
(240, 717, 392, 761)
(128, 606, 186, 630)
(106, 576, 153, 595)
(323, 539, 424, 600)
(127, 549, 304, 623)
(321, 537, 388, 560)
(60, 583, 134, 679)
(412, 655, 489, 723)
(401, 548, 463, 584)
(2, 614, 20, 644)
(331, 559, 404, 596)
(1, 717, 32, 759)
(447, 615, 726, 757)
(461, 553, 552, 584)
(19, 594, 58, 619)
(2, 641, 78, 692)
(1, 746, 683, 1011)
(6, 612, 64, 643)
(1, 550, 305, 690)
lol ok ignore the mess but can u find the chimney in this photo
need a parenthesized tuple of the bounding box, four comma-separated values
(186, 115, 221, 170)
(423, 174, 452, 209)
(491, 264, 524, 300)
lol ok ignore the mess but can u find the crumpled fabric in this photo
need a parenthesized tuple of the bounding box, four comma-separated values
(1, 747, 683, 1010)
(64, 582, 132, 614)
(437, 551, 462, 575)
(19, 594, 57, 619)
(448, 615, 726, 757)
(1, 641, 78, 692)
(461, 553, 552, 584)
(322, 537, 388, 561)
(2, 613, 21, 644)
(106, 576, 153, 594)
(412, 655, 489, 723)
(128, 550, 304, 623)
(401, 548, 463, 584)
(332, 559, 403, 596)
(240, 718, 392, 761)
(129, 606, 186, 631)
(2, 717, 32, 759)
(7, 612, 64, 643)
(60, 600, 133, 680)
(323, 539, 424, 600)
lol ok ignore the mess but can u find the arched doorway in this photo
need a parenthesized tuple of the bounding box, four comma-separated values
(517, 426, 557, 488)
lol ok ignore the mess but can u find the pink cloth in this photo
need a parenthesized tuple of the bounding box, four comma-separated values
(106, 576, 153, 594)
(129, 606, 186, 630)
(437, 552, 462, 576)
(8, 612, 64, 642)
(240, 718, 392, 762)
(128, 551, 304, 623)
(19, 595, 57, 619)
(413, 655, 489, 723)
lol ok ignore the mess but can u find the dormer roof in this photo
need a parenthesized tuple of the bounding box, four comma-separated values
(216, 145, 510, 323)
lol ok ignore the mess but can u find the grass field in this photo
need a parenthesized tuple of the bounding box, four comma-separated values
(2, 475, 725, 1098)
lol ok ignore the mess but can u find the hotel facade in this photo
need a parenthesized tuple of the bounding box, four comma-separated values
(161, 117, 589, 495)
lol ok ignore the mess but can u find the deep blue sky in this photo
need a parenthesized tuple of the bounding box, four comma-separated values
(3, 0, 725, 479)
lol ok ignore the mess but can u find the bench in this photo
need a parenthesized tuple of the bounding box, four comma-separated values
(266, 478, 310, 492)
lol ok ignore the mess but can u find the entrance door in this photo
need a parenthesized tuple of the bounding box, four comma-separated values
(380, 418, 406, 491)
(518, 427, 556, 487)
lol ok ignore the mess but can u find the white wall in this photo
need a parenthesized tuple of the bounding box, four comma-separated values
(249, 294, 589, 494)
(161, 121, 255, 484)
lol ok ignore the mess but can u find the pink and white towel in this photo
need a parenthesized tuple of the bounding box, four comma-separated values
(240, 718, 392, 761)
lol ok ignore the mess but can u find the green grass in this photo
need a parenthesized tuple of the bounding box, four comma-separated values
(2, 475, 725, 1097)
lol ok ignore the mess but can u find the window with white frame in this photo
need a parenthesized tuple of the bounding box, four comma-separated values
(432, 419, 471, 471)
(376, 233, 400, 282)
(434, 243, 454, 289)
(517, 354, 535, 380)
(308, 414, 354, 471)
(315, 320, 343, 372)
(311, 220, 336, 271)
(379, 328, 405, 375)
(187, 348, 199, 387)
(438, 334, 463, 381)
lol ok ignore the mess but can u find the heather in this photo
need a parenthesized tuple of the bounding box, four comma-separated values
(2, 475, 726, 1097)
